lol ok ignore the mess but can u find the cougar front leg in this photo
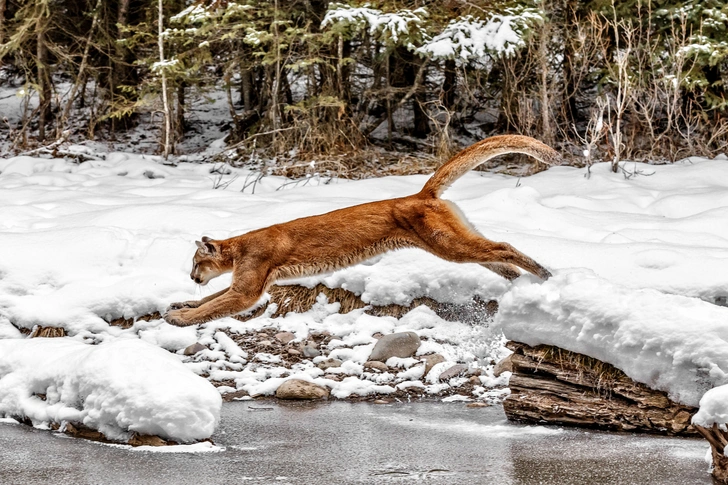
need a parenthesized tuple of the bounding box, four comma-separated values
(165, 288, 263, 326)
(167, 288, 229, 311)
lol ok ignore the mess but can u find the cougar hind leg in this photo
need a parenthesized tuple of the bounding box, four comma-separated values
(417, 208, 552, 280)
(480, 262, 522, 280)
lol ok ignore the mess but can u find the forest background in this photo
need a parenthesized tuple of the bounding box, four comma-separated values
(0, 0, 726, 177)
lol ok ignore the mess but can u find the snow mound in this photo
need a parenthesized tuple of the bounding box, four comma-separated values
(0, 338, 221, 442)
(495, 269, 728, 407)
(693, 386, 728, 431)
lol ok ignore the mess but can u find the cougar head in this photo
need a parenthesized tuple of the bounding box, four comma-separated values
(190, 236, 226, 285)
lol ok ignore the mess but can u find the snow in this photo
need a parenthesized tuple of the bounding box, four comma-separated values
(693, 386, 728, 428)
(495, 269, 728, 407)
(322, 4, 428, 48)
(0, 338, 221, 443)
(419, 11, 542, 62)
(105, 441, 225, 453)
(2, 148, 728, 438)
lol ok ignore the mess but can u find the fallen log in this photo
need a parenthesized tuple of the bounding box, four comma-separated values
(694, 424, 728, 483)
(502, 341, 697, 436)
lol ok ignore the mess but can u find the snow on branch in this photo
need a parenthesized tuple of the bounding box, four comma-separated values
(418, 9, 543, 63)
(322, 3, 428, 49)
(170, 4, 213, 24)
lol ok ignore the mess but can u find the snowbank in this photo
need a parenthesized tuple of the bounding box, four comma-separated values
(0, 338, 221, 442)
(2, 150, 728, 432)
(2, 155, 728, 334)
(495, 269, 728, 407)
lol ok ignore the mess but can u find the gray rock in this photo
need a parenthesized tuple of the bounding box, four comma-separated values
(275, 379, 329, 400)
(183, 342, 206, 356)
(364, 361, 389, 372)
(368, 331, 421, 362)
(259, 340, 273, 348)
(317, 358, 343, 370)
(421, 354, 446, 376)
(275, 331, 295, 344)
(439, 364, 468, 381)
(493, 354, 514, 377)
(302, 344, 321, 358)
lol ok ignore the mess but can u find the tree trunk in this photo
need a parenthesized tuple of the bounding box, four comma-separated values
(0, 0, 7, 46)
(60, 0, 102, 137)
(385, 54, 393, 143)
(270, 0, 281, 131)
(241, 69, 254, 112)
(538, 21, 553, 144)
(562, 0, 580, 129)
(442, 60, 456, 110)
(36, 11, 51, 142)
(280, 70, 293, 106)
(335, 35, 352, 103)
(391, 48, 429, 138)
(258, 66, 271, 113)
(176, 82, 186, 138)
(158, 0, 172, 158)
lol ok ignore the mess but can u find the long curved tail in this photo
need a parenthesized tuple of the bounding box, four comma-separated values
(419, 135, 560, 198)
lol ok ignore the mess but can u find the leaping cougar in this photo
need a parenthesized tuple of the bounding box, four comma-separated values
(165, 135, 558, 326)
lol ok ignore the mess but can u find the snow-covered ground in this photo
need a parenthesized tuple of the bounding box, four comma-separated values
(0, 338, 221, 443)
(1, 149, 728, 442)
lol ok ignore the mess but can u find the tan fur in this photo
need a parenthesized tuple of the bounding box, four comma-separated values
(165, 135, 558, 326)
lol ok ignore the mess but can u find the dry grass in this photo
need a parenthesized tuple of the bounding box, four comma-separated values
(235, 283, 497, 324)
(101, 284, 496, 329)
(238, 284, 368, 320)
(268, 149, 441, 181)
(29, 326, 67, 338)
(519, 343, 628, 394)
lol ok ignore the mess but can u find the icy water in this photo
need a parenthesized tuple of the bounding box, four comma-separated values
(0, 401, 710, 485)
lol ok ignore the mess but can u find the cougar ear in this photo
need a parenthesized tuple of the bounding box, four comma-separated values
(195, 237, 216, 255)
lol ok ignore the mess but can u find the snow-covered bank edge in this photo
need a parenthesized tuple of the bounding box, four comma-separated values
(2, 149, 728, 454)
(0, 338, 222, 446)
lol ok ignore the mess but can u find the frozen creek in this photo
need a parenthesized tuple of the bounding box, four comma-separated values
(0, 401, 709, 485)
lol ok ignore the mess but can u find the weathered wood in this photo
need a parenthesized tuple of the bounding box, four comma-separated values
(695, 424, 728, 483)
(503, 341, 697, 436)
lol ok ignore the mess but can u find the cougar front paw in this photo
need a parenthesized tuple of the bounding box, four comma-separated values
(167, 300, 198, 311)
(164, 308, 196, 326)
